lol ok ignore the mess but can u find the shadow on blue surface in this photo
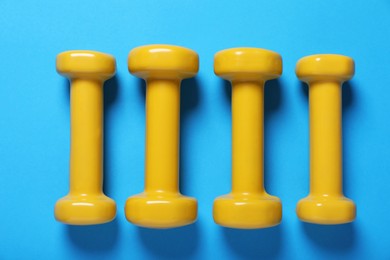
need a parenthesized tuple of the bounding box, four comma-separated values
(302, 222, 356, 250)
(341, 81, 355, 197)
(103, 76, 119, 196)
(342, 81, 354, 109)
(180, 77, 200, 195)
(66, 219, 119, 251)
(138, 222, 200, 258)
(264, 79, 282, 191)
(222, 225, 282, 258)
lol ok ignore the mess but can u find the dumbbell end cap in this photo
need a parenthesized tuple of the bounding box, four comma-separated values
(54, 194, 116, 225)
(296, 54, 354, 83)
(296, 195, 356, 224)
(56, 50, 116, 80)
(128, 44, 199, 79)
(125, 192, 197, 229)
(213, 193, 282, 229)
(214, 47, 282, 81)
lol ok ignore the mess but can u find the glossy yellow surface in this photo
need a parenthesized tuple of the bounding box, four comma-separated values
(213, 48, 282, 229)
(126, 45, 198, 228)
(55, 51, 116, 225)
(296, 54, 356, 224)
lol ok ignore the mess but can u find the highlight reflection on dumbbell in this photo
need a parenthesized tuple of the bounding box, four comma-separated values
(54, 50, 117, 225)
(213, 47, 283, 229)
(296, 54, 356, 225)
(125, 44, 198, 229)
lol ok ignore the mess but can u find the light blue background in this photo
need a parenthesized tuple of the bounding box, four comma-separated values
(0, 0, 389, 259)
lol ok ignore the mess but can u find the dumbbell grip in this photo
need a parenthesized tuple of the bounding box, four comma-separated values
(309, 81, 343, 196)
(69, 78, 103, 195)
(145, 79, 180, 193)
(232, 80, 265, 195)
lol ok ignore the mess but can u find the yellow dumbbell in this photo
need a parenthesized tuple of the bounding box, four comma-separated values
(125, 44, 199, 228)
(296, 54, 356, 224)
(55, 50, 117, 225)
(213, 48, 283, 229)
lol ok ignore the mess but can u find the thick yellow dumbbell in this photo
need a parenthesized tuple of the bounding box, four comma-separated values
(296, 54, 356, 224)
(125, 44, 199, 228)
(213, 48, 283, 229)
(55, 51, 117, 225)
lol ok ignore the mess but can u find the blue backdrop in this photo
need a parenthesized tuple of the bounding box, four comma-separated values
(1, 0, 389, 259)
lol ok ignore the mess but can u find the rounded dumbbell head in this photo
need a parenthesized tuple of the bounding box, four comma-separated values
(296, 54, 354, 83)
(213, 194, 282, 229)
(56, 50, 116, 80)
(214, 47, 282, 81)
(128, 44, 199, 79)
(125, 193, 197, 228)
(297, 196, 356, 224)
(55, 194, 116, 225)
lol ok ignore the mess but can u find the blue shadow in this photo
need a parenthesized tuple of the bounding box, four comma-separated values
(137, 223, 200, 258)
(179, 77, 200, 195)
(66, 219, 119, 252)
(341, 81, 355, 196)
(302, 222, 356, 250)
(264, 79, 283, 192)
(222, 225, 283, 258)
(103, 76, 119, 196)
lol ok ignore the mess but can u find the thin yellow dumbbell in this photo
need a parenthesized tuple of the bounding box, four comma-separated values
(296, 54, 356, 224)
(213, 48, 283, 229)
(55, 50, 117, 225)
(125, 44, 199, 228)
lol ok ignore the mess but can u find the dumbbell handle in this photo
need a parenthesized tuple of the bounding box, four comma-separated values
(69, 78, 103, 195)
(310, 81, 342, 196)
(232, 81, 264, 194)
(145, 79, 180, 193)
